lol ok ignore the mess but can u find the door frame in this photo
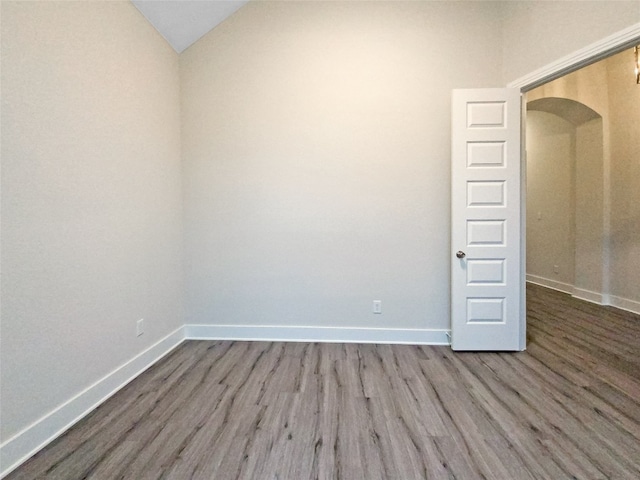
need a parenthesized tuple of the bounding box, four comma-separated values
(508, 23, 640, 350)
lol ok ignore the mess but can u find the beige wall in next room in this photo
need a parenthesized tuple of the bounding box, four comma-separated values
(526, 48, 639, 311)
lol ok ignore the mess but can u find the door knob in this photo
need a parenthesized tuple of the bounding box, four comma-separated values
(456, 251, 466, 259)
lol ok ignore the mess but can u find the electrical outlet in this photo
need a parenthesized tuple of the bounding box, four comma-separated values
(136, 318, 144, 337)
(553, 265, 559, 274)
(373, 300, 382, 314)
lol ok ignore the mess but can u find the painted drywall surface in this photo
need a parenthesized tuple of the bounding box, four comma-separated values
(607, 49, 640, 303)
(575, 118, 604, 295)
(526, 109, 605, 297)
(526, 59, 611, 298)
(501, 0, 640, 83)
(526, 111, 576, 286)
(180, 1, 504, 330)
(1, 1, 183, 442)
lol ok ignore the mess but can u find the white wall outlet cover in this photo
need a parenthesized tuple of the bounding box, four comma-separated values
(373, 301, 382, 314)
(136, 319, 144, 336)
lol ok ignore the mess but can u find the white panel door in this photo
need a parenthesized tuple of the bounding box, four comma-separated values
(451, 88, 523, 351)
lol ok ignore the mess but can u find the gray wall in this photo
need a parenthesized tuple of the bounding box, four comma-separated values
(180, 0, 504, 332)
(1, 1, 184, 442)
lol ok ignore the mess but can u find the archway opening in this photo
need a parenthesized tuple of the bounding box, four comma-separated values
(526, 97, 605, 303)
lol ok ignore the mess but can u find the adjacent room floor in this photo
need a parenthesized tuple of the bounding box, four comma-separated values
(7, 284, 640, 479)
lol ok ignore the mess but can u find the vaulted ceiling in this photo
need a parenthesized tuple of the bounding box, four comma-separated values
(131, 0, 249, 53)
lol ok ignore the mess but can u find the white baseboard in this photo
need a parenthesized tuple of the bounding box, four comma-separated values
(526, 274, 574, 295)
(609, 295, 640, 316)
(527, 275, 640, 316)
(0, 327, 185, 479)
(572, 287, 605, 305)
(185, 324, 451, 345)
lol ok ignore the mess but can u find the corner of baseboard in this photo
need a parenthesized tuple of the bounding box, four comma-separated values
(572, 287, 605, 305)
(608, 295, 640, 316)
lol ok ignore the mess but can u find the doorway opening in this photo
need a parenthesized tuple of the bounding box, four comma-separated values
(526, 98, 604, 300)
(523, 47, 640, 318)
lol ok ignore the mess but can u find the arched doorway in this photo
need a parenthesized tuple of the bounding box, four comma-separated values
(526, 97, 606, 303)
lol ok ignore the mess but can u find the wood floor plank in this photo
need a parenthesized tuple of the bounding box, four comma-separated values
(460, 352, 636, 479)
(7, 283, 640, 479)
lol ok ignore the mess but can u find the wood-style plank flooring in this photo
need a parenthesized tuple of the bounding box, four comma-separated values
(7, 284, 640, 479)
